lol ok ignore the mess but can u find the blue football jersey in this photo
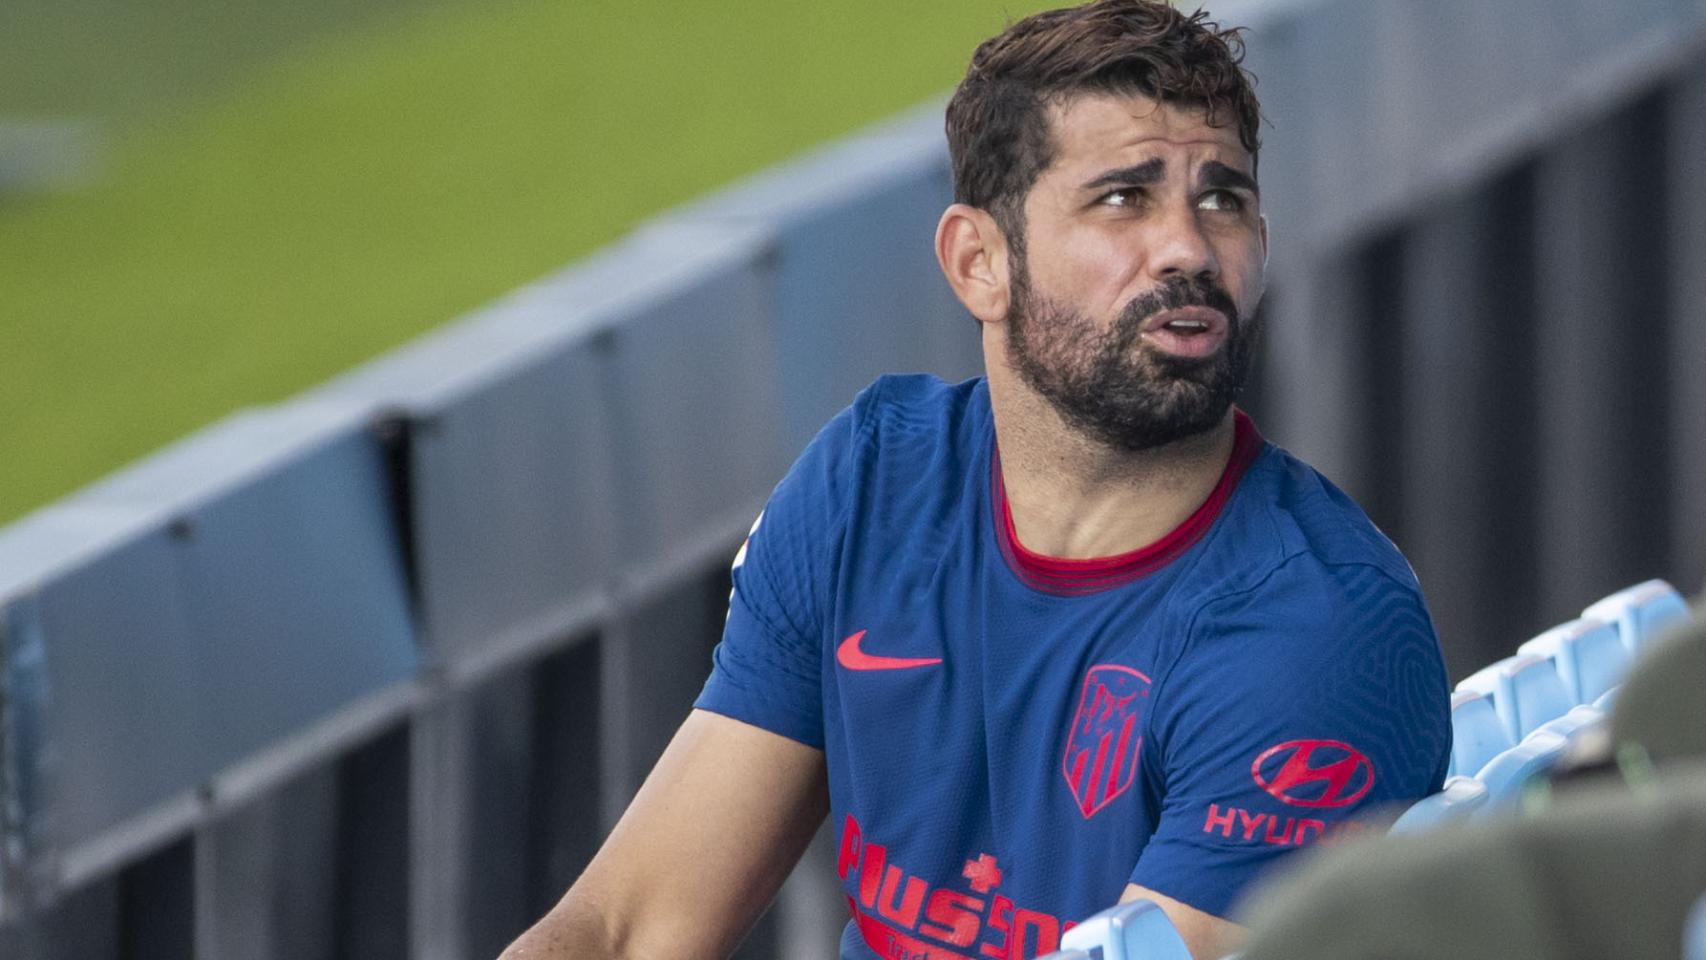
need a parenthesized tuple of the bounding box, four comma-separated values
(697, 375, 1450, 960)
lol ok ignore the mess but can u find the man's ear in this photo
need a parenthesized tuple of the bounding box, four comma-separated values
(1259, 214, 1270, 269)
(935, 204, 1011, 325)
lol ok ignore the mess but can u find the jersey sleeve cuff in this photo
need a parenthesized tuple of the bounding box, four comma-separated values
(695, 675, 824, 750)
(1127, 838, 1287, 921)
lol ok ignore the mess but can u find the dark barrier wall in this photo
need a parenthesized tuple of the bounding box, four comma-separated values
(1257, 50, 1706, 678)
(1, 1, 1703, 956)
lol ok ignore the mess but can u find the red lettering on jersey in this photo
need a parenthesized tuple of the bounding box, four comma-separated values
(979, 895, 1014, 958)
(860, 842, 889, 909)
(919, 890, 984, 946)
(838, 815, 864, 879)
(879, 867, 929, 928)
(1008, 908, 1061, 957)
(840, 819, 1068, 960)
(973, 897, 1059, 958)
(1202, 802, 1237, 837)
(849, 897, 971, 960)
(1237, 808, 1267, 841)
(1200, 804, 1359, 849)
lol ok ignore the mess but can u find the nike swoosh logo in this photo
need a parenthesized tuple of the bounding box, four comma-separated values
(836, 630, 943, 671)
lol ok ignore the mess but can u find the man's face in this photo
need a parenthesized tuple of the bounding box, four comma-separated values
(1003, 92, 1267, 452)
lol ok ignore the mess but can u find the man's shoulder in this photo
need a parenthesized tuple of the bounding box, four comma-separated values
(1162, 445, 1446, 705)
(1229, 441, 1423, 597)
(779, 374, 987, 521)
(852, 373, 986, 430)
(1161, 439, 1430, 647)
(791, 374, 982, 468)
(834, 373, 989, 461)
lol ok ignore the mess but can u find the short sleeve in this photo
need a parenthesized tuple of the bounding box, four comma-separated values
(1129, 558, 1452, 919)
(693, 399, 865, 750)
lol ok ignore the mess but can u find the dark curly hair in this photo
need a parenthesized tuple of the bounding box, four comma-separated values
(946, 1, 1263, 241)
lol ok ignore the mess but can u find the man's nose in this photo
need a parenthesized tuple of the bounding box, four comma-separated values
(1148, 204, 1219, 281)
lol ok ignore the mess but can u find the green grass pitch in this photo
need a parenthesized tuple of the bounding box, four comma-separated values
(0, 0, 1056, 525)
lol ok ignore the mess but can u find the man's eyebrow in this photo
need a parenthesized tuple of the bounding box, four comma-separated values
(1081, 158, 1165, 192)
(1201, 161, 1259, 196)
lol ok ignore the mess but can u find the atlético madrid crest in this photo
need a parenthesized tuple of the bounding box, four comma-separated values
(1062, 664, 1152, 818)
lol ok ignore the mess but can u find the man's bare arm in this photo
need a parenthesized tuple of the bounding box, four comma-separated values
(500, 709, 829, 960)
(1120, 883, 1245, 960)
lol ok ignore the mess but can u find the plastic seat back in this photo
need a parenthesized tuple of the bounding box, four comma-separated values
(1457, 653, 1573, 743)
(1529, 704, 1604, 743)
(1449, 689, 1511, 778)
(1476, 729, 1568, 805)
(1500, 653, 1575, 739)
(1455, 657, 1505, 699)
(1518, 617, 1629, 704)
(1583, 579, 1693, 655)
(1390, 776, 1489, 833)
(1056, 898, 1193, 960)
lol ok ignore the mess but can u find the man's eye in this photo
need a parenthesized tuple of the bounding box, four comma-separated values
(1100, 188, 1144, 207)
(1198, 189, 1245, 212)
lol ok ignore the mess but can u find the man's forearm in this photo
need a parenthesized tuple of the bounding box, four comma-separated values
(498, 893, 622, 960)
(497, 711, 828, 960)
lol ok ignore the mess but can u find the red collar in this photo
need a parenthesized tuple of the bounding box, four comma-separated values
(991, 409, 1263, 595)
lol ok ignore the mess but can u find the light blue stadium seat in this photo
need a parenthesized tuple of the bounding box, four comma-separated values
(1518, 617, 1629, 704)
(1390, 775, 1489, 832)
(1582, 579, 1693, 655)
(1529, 704, 1604, 742)
(1476, 728, 1569, 806)
(1456, 652, 1574, 744)
(1048, 898, 1193, 960)
(1592, 685, 1620, 713)
(1448, 689, 1511, 778)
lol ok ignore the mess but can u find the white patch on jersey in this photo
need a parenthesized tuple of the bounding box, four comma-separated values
(731, 510, 764, 572)
(726, 511, 765, 624)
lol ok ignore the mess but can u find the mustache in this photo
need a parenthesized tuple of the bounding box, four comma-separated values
(1117, 277, 1239, 332)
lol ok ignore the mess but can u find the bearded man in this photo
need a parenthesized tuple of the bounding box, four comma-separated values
(501, 3, 1450, 959)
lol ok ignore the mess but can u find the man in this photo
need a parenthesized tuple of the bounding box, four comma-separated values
(500, 3, 1450, 958)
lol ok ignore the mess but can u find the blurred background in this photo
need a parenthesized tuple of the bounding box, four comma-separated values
(1, 0, 1703, 957)
(0, 0, 1057, 528)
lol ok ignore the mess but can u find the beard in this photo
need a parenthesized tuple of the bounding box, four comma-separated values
(1005, 259, 1260, 453)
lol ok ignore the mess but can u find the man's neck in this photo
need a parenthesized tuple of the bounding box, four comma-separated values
(987, 363, 1237, 561)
